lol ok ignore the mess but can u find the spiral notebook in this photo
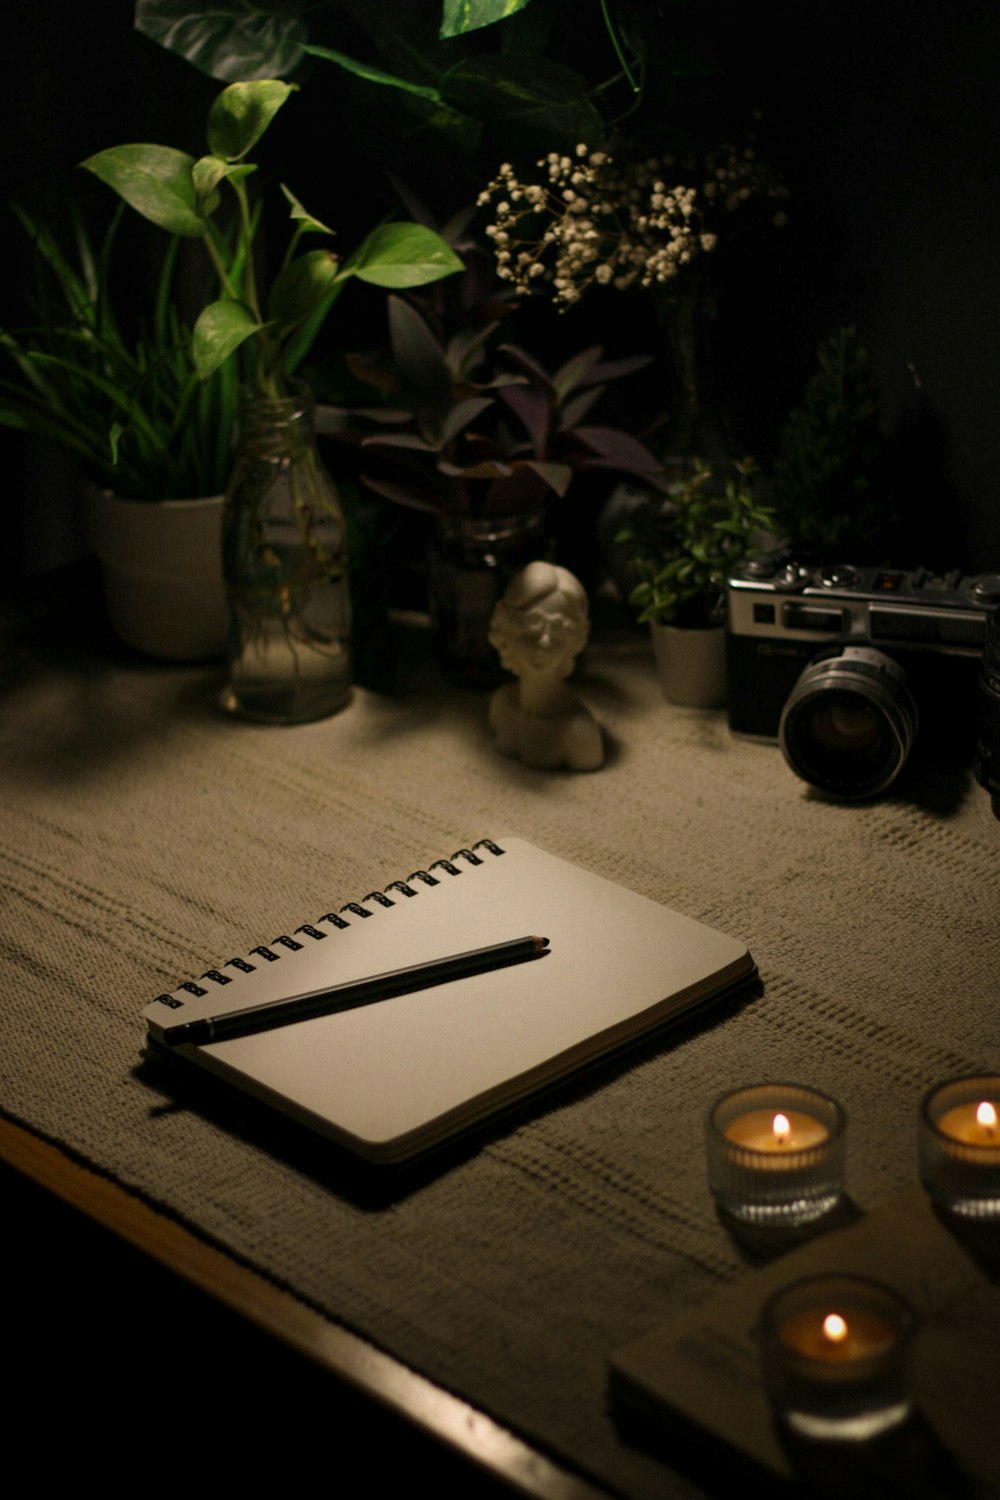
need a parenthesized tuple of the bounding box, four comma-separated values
(144, 836, 757, 1163)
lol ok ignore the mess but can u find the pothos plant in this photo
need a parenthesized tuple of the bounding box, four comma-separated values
(618, 459, 774, 628)
(80, 79, 461, 713)
(132, 0, 644, 154)
(80, 79, 464, 398)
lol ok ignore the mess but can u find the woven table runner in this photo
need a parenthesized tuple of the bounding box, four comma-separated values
(2, 619, 995, 1498)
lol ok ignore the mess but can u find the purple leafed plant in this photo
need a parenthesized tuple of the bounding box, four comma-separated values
(323, 293, 665, 518)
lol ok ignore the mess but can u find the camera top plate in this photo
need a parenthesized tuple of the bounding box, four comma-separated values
(727, 556, 996, 655)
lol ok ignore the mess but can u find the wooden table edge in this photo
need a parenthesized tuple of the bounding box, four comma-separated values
(0, 1115, 609, 1500)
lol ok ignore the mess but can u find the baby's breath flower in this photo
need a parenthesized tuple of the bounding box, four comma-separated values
(475, 130, 786, 311)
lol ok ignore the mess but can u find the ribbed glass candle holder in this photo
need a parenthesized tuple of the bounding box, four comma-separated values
(761, 1274, 914, 1441)
(705, 1082, 846, 1225)
(919, 1074, 1000, 1219)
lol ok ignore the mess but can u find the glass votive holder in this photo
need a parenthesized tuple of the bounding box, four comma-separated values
(761, 1274, 915, 1442)
(919, 1074, 1000, 1219)
(706, 1082, 846, 1225)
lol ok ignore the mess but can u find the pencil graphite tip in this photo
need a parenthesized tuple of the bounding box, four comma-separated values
(532, 936, 550, 954)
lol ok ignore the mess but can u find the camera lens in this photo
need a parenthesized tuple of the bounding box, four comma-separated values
(974, 606, 1000, 819)
(779, 645, 918, 799)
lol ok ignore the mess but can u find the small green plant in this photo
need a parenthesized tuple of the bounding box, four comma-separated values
(80, 79, 463, 398)
(772, 326, 894, 559)
(618, 459, 774, 627)
(0, 203, 236, 500)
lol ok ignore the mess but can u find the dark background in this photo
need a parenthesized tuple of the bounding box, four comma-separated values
(4, 1, 999, 575)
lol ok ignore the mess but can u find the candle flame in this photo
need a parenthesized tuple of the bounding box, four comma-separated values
(977, 1101, 998, 1131)
(823, 1314, 849, 1343)
(772, 1113, 791, 1144)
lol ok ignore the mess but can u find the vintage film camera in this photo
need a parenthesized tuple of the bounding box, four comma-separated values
(725, 555, 1000, 799)
(976, 605, 1000, 819)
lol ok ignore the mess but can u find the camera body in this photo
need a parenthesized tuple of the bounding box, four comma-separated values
(976, 606, 1000, 818)
(726, 555, 1000, 796)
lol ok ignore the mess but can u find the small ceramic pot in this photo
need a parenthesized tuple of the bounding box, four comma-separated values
(84, 487, 226, 661)
(650, 622, 727, 708)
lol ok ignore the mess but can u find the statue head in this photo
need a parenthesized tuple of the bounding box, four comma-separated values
(488, 561, 590, 680)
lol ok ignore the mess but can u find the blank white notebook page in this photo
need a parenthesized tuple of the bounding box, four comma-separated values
(144, 837, 752, 1158)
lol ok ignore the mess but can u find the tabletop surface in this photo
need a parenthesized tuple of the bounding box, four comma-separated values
(3, 589, 996, 1498)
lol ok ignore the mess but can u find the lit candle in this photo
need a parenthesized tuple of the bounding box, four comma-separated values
(762, 1275, 914, 1441)
(935, 1098, 999, 1145)
(723, 1108, 830, 1153)
(919, 1074, 1000, 1218)
(777, 1306, 896, 1363)
(824, 1313, 847, 1343)
(706, 1083, 846, 1224)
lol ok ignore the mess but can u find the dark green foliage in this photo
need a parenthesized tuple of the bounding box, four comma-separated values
(80, 80, 463, 394)
(618, 458, 774, 626)
(0, 204, 237, 499)
(772, 326, 896, 560)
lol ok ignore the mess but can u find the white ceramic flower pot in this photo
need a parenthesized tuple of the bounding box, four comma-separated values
(650, 622, 727, 708)
(84, 487, 226, 661)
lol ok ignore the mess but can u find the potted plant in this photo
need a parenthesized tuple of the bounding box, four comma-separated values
(617, 458, 774, 707)
(324, 291, 663, 683)
(1, 203, 239, 659)
(772, 325, 895, 563)
(80, 78, 462, 719)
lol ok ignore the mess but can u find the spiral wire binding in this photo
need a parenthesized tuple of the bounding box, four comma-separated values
(152, 841, 506, 1009)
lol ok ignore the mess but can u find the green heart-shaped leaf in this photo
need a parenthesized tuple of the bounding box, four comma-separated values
(206, 80, 297, 162)
(80, 145, 206, 237)
(439, 0, 533, 40)
(268, 250, 341, 330)
(192, 299, 258, 379)
(341, 224, 463, 289)
(441, 55, 603, 148)
(135, 0, 307, 81)
(192, 155, 255, 210)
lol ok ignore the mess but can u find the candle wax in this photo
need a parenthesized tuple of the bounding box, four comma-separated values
(936, 1101, 1000, 1146)
(778, 1306, 896, 1363)
(723, 1108, 829, 1152)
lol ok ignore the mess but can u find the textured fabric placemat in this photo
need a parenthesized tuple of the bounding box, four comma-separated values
(2, 620, 996, 1499)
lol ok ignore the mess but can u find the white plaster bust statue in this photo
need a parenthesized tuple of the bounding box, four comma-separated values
(487, 561, 604, 772)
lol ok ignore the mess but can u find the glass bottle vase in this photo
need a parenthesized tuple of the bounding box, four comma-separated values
(655, 275, 731, 491)
(220, 381, 352, 723)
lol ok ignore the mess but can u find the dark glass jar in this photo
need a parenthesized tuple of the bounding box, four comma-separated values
(427, 510, 551, 688)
